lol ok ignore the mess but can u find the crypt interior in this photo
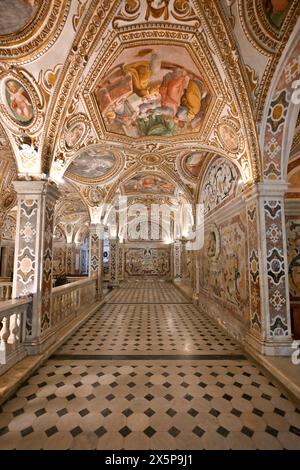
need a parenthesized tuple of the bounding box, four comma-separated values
(0, 0, 300, 450)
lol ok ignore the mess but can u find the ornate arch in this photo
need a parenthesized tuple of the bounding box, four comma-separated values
(261, 33, 300, 180)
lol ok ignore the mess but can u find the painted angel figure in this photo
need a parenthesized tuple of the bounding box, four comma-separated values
(6, 81, 32, 120)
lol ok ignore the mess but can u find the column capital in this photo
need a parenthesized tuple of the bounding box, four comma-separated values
(89, 223, 105, 238)
(242, 181, 289, 202)
(13, 180, 60, 200)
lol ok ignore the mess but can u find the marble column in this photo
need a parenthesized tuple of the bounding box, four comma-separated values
(172, 239, 182, 281)
(192, 253, 200, 304)
(88, 224, 104, 300)
(118, 243, 125, 281)
(0, 246, 9, 277)
(65, 242, 75, 275)
(244, 182, 293, 356)
(12, 180, 59, 353)
(108, 237, 119, 287)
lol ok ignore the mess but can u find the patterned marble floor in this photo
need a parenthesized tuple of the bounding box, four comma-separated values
(0, 280, 300, 450)
(57, 282, 239, 355)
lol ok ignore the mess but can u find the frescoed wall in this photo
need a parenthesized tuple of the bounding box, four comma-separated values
(196, 157, 249, 342)
(286, 218, 300, 300)
(125, 247, 170, 277)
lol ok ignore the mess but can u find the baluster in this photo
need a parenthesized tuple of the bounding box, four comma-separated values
(15, 311, 22, 345)
(0, 316, 10, 362)
(8, 313, 18, 349)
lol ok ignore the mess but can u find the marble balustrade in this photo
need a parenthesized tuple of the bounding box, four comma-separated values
(0, 298, 30, 375)
(0, 278, 97, 376)
(51, 278, 97, 330)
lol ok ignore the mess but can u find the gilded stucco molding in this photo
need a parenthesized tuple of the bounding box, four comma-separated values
(0, 1, 71, 64)
(194, 0, 261, 182)
(41, 0, 121, 174)
(236, 0, 300, 121)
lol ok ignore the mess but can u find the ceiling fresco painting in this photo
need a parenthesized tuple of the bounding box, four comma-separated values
(263, 0, 293, 29)
(183, 152, 205, 178)
(65, 122, 86, 150)
(94, 45, 211, 139)
(66, 148, 116, 183)
(217, 121, 242, 155)
(1, 78, 34, 124)
(123, 174, 175, 195)
(0, 0, 40, 36)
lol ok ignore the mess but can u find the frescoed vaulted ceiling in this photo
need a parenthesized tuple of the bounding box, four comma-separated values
(0, 0, 299, 225)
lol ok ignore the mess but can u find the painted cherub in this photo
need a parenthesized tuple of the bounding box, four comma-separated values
(6, 81, 32, 120)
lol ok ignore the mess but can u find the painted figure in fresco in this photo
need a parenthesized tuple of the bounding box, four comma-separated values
(263, 0, 291, 28)
(178, 79, 204, 122)
(95, 69, 133, 112)
(65, 123, 84, 148)
(96, 50, 210, 138)
(207, 231, 217, 258)
(138, 113, 176, 136)
(159, 68, 189, 116)
(185, 152, 203, 177)
(145, 0, 170, 21)
(130, 175, 169, 193)
(68, 151, 115, 179)
(5, 80, 32, 121)
(124, 53, 161, 98)
(219, 124, 239, 152)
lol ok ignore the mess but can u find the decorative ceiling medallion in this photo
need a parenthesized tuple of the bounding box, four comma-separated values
(139, 153, 163, 166)
(261, 0, 293, 32)
(217, 118, 244, 155)
(0, 0, 42, 37)
(63, 114, 89, 151)
(0, 68, 44, 132)
(1, 77, 33, 124)
(93, 45, 212, 139)
(83, 186, 103, 207)
(180, 151, 207, 181)
(0, 1, 71, 63)
(65, 144, 123, 185)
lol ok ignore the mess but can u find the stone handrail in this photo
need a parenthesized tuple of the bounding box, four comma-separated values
(0, 282, 13, 301)
(0, 278, 98, 376)
(0, 297, 31, 375)
(51, 277, 97, 330)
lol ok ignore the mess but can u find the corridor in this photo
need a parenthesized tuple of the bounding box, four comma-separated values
(0, 280, 300, 450)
